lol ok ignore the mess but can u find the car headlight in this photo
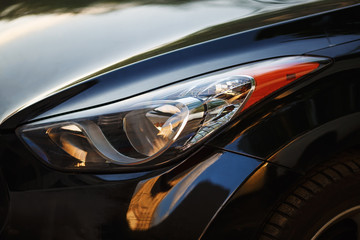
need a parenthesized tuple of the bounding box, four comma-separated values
(17, 56, 330, 171)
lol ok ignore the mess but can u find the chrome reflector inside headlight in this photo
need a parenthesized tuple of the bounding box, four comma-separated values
(17, 56, 329, 170)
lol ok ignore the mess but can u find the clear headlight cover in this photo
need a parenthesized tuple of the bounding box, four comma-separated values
(17, 56, 330, 171)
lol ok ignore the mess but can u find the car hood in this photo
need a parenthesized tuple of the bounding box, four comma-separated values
(0, 0, 355, 125)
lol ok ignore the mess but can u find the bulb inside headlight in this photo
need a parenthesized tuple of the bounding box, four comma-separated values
(17, 56, 329, 171)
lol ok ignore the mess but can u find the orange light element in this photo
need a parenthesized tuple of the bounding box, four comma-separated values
(240, 58, 320, 110)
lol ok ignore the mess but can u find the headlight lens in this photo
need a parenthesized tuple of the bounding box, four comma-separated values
(17, 56, 330, 171)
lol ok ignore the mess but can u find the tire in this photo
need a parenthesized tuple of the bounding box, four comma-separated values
(259, 148, 360, 240)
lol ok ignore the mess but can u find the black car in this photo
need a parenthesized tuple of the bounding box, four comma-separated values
(0, 0, 360, 239)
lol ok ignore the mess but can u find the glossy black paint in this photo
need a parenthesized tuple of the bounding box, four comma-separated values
(2, 7, 332, 128)
(324, 6, 360, 45)
(3, 4, 360, 129)
(0, 1, 360, 239)
(2, 0, 359, 127)
(0, 143, 261, 239)
(5, 0, 355, 126)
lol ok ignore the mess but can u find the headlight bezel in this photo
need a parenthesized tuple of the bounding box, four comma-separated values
(16, 56, 330, 172)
